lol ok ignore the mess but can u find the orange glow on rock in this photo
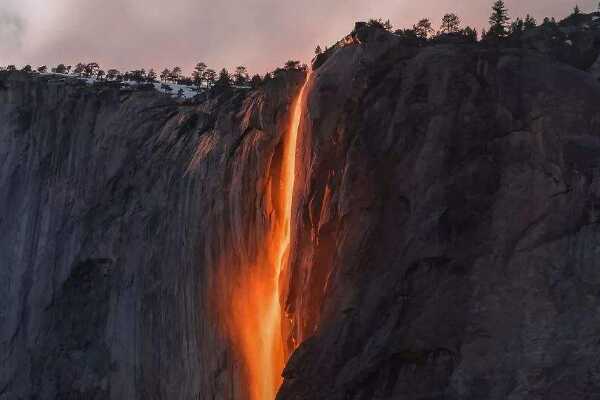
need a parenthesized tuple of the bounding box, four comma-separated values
(218, 72, 310, 400)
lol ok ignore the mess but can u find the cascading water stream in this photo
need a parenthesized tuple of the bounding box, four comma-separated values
(220, 71, 311, 400)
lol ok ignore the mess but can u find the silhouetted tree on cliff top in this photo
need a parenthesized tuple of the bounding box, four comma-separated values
(106, 69, 120, 80)
(202, 69, 217, 88)
(83, 62, 99, 78)
(52, 64, 68, 74)
(488, 0, 510, 38)
(73, 63, 84, 76)
(524, 14, 537, 30)
(215, 68, 232, 88)
(234, 65, 249, 86)
(462, 26, 478, 42)
(440, 13, 461, 33)
(192, 62, 207, 89)
(169, 67, 182, 83)
(147, 69, 157, 82)
(160, 68, 170, 82)
(367, 18, 393, 31)
(414, 18, 434, 39)
(250, 74, 262, 88)
(284, 60, 301, 70)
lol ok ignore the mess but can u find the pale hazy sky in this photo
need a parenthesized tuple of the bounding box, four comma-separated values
(0, 0, 596, 75)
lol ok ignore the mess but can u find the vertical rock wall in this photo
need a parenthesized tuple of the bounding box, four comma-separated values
(279, 30, 600, 400)
(0, 72, 304, 400)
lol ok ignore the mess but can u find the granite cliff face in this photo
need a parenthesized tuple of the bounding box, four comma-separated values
(3, 15, 600, 400)
(280, 24, 600, 399)
(0, 70, 305, 399)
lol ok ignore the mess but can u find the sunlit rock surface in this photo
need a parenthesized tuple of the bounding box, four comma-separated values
(2, 13, 600, 400)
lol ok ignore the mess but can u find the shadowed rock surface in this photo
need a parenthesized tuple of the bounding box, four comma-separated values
(279, 19, 600, 400)
(3, 13, 600, 400)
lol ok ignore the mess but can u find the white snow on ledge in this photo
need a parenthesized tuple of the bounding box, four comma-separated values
(37, 72, 251, 100)
(151, 82, 199, 99)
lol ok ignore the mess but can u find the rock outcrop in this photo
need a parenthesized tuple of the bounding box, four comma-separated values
(3, 13, 600, 400)
(280, 21, 600, 400)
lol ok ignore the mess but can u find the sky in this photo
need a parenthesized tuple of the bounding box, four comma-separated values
(0, 0, 597, 76)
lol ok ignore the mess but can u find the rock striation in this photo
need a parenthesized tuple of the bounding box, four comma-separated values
(2, 13, 600, 400)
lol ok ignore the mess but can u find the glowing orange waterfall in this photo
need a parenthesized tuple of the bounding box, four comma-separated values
(223, 72, 310, 400)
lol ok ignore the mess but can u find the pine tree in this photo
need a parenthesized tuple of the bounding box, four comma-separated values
(524, 14, 537, 30)
(147, 69, 157, 82)
(440, 13, 461, 33)
(73, 63, 85, 76)
(53, 64, 67, 74)
(84, 62, 99, 78)
(367, 18, 392, 31)
(510, 17, 524, 35)
(413, 18, 434, 39)
(202, 69, 217, 88)
(234, 65, 249, 86)
(462, 26, 478, 42)
(250, 74, 262, 88)
(284, 60, 301, 70)
(383, 19, 393, 31)
(215, 68, 231, 88)
(106, 69, 120, 80)
(315, 45, 322, 55)
(160, 68, 170, 82)
(573, 4, 581, 15)
(169, 66, 182, 83)
(192, 62, 207, 88)
(489, 0, 510, 38)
